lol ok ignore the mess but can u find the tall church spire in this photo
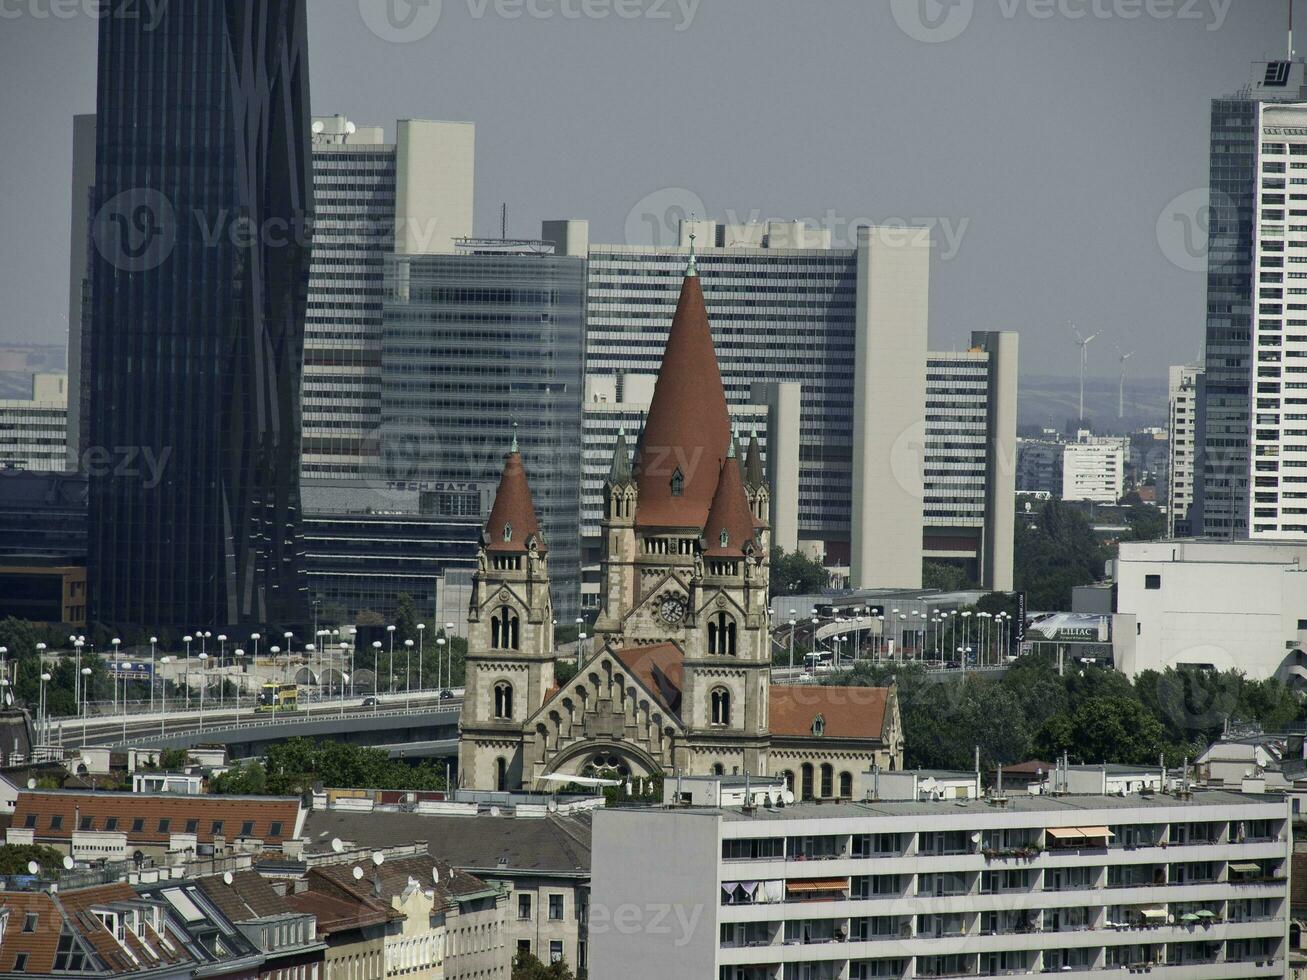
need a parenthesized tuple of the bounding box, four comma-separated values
(703, 443, 758, 557)
(745, 430, 765, 488)
(485, 441, 546, 554)
(608, 427, 633, 484)
(633, 268, 732, 529)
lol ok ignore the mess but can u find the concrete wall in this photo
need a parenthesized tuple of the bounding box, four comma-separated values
(394, 120, 475, 255)
(751, 381, 801, 553)
(67, 113, 95, 466)
(541, 219, 589, 257)
(974, 331, 1018, 591)
(851, 226, 930, 589)
(1116, 539, 1307, 680)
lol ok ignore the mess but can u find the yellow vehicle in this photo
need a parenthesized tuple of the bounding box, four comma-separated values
(256, 682, 298, 712)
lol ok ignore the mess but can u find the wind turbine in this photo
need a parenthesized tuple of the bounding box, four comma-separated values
(1117, 348, 1135, 420)
(1071, 324, 1099, 425)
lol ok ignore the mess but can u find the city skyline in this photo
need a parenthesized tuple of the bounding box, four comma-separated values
(0, 1, 1294, 382)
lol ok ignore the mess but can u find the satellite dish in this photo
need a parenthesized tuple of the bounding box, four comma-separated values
(26, 861, 39, 875)
(546, 799, 558, 812)
(223, 871, 234, 885)
(345, 121, 356, 135)
(489, 806, 501, 817)
(61, 856, 74, 871)
(371, 851, 384, 867)
(26, 779, 35, 790)
(331, 838, 344, 854)
(970, 832, 981, 844)
(352, 866, 364, 881)
(431, 867, 440, 885)
(311, 120, 325, 134)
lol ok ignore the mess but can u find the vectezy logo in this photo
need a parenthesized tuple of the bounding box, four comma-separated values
(92, 188, 176, 272)
(1156, 187, 1236, 275)
(358, 0, 443, 42)
(623, 187, 708, 247)
(890, 0, 974, 43)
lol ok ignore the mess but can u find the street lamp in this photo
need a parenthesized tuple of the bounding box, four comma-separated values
(404, 640, 414, 708)
(283, 632, 293, 688)
(80, 666, 92, 742)
(148, 636, 158, 713)
(198, 653, 208, 732)
(158, 657, 172, 734)
(339, 642, 351, 701)
(340, 674, 350, 719)
(371, 641, 382, 708)
(109, 638, 120, 713)
(233, 649, 245, 716)
(436, 637, 446, 692)
(183, 636, 193, 709)
(385, 625, 396, 694)
(38, 672, 50, 748)
(444, 623, 455, 688)
(115, 666, 128, 743)
(416, 624, 426, 693)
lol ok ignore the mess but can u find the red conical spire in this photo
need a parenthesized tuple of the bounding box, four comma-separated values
(634, 272, 732, 529)
(703, 442, 757, 557)
(485, 432, 545, 554)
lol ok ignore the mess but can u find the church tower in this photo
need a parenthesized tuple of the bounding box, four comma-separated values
(458, 434, 555, 792)
(594, 428, 637, 641)
(744, 430, 771, 553)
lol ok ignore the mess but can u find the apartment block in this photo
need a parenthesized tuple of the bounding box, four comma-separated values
(1169, 365, 1204, 537)
(591, 791, 1290, 980)
(0, 373, 68, 472)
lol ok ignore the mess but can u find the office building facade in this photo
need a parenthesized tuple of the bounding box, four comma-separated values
(1200, 60, 1307, 539)
(584, 220, 1016, 590)
(1169, 364, 1204, 536)
(0, 373, 68, 472)
(592, 791, 1291, 980)
(86, 0, 313, 627)
(1062, 435, 1127, 504)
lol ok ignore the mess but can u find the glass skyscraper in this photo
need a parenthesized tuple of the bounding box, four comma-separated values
(86, 0, 313, 627)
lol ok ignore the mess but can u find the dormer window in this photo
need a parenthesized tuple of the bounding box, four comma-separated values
(670, 469, 684, 496)
(503, 522, 513, 542)
(719, 528, 729, 548)
(812, 714, 826, 737)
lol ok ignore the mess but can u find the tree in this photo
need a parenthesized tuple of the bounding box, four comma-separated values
(922, 561, 971, 592)
(1014, 500, 1107, 609)
(512, 952, 576, 980)
(0, 844, 66, 877)
(393, 593, 420, 645)
(1121, 503, 1165, 543)
(1034, 695, 1165, 766)
(770, 548, 829, 598)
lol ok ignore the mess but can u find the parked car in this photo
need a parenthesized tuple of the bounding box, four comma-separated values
(361, 696, 379, 707)
(439, 689, 455, 700)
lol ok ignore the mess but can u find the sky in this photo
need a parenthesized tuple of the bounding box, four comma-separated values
(0, 0, 1294, 382)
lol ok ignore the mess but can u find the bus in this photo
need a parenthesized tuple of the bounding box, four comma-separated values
(803, 651, 833, 674)
(256, 682, 298, 712)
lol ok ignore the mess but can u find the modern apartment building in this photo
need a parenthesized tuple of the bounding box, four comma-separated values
(1169, 365, 1204, 536)
(583, 220, 1017, 590)
(0, 373, 68, 472)
(1015, 437, 1064, 498)
(591, 790, 1291, 980)
(1200, 60, 1307, 540)
(86, 0, 313, 627)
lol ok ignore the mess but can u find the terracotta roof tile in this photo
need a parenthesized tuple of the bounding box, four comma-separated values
(11, 791, 301, 846)
(310, 854, 493, 913)
(196, 871, 285, 922)
(484, 450, 546, 554)
(284, 890, 390, 935)
(768, 685, 890, 741)
(614, 643, 684, 718)
(702, 451, 758, 557)
(634, 274, 732, 529)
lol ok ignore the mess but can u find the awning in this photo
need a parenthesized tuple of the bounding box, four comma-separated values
(1078, 825, 1114, 839)
(786, 878, 848, 894)
(1229, 862, 1262, 874)
(1046, 827, 1083, 840)
(1139, 907, 1168, 920)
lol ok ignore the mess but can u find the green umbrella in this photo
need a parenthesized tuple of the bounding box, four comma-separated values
(1181, 913, 1199, 922)
(1195, 910, 1216, 918)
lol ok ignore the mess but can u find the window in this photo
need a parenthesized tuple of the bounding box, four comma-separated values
(494, 682, 514, 720)
(79, 816, 93, 831)
(104, 817, 117, 832)
(53, 929, 90, 972)
(710, 688, 731, 726)
(820, 764, 834, 799)
(840, 771, 854, 799)
(670, 469, 684, 496)
(548, 895, 564, 921)
(157, 819, 170, 833)
(503, 521, 513, 542)
(23, 814, 36, 829)
(240, 821, 255, 837)
(269, 822, 283, 837)
(708, 612, 737, 656)
(549, 940, 563, 964)
(801, 763, 815, 802)
(491, 606, 520, 650)
(1145, 574, 1161, 590)
(812, 715, 826, 737)
(517, 940, 531, 956)
(211, 820, 224, 835)
(518, 894, 532, 920)
(184, 819, 198, 834)
(495, 758, 509, 793)
(14, 953, 28, 972)
(131, 818, 144, 833)
(22, 914, 37, 933)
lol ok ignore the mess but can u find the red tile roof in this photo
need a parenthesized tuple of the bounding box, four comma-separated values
(10, 790, 302, 846)
(196, 871, 286, 922)
(309, 854, 492, 913)
(485, 450, 546, 554)
(769, 685, 891, 741)
(285, 890, 390, 935)
(615, 643, 684, 717)
(703, 452, 758, 557)
(634, 274, 732, 530)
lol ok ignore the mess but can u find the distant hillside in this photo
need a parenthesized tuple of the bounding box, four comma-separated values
(1019, 373, 1167, 435)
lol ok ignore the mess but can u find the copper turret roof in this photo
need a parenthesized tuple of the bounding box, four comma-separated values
(745, 430, 765, 487)
(703, 442, 758, 557)
(634, 272, 732, 529)
(485, 441, 545, 554)
(608, 427, 633, 484)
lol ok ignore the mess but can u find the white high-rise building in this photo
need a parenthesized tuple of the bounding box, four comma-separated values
(1168, 364, 1203, 537)
(0, 373, 68, 473)
(1062, 432, 1126, 504)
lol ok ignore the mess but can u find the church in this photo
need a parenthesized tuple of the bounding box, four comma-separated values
(457, 249, 903, 800)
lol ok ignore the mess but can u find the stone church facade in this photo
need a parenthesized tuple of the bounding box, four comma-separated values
(458, 257, 903, 799)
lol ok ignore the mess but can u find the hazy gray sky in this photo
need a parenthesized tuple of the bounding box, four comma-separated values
(0, 0, 1292, 381)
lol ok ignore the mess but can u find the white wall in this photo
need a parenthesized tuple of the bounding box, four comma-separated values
(1116, 539, 1307, 680)
(394, 120, 474, 255)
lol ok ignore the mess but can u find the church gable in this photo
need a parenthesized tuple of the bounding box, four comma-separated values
(621, 570, 693, 637)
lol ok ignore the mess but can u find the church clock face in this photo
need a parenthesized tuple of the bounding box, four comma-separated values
(658, 597, 687, 627)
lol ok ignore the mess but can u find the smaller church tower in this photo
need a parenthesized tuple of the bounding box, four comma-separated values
(458, 432, 555, 791)
(743, 430, 771, 554)
(594, 428, 637, 643)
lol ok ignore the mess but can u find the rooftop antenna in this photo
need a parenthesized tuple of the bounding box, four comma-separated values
(1117, 348, 1134, 419)
(501, 202, 507, 240)
(1070, 323, 1100, 425)
(686, 214, 698, 278)
(1291, 0, 1295, 60)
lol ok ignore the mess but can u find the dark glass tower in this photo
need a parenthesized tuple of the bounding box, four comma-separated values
(86, 1, 313, 627)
